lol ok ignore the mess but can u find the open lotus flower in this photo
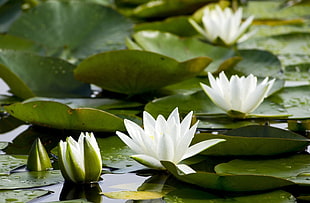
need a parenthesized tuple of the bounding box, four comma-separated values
(116, 108, 225, 170)
(58, 132, 102, 184)
(189, 5, 254, 46)
(27, 138, 52, 171)
(201, 72, 275, 118)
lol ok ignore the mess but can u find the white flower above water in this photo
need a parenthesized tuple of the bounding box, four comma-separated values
(189, 5, 254, 46)
(58, 132, 102, 184)
(116, 108, 225, 170)
(200, 72, 275, 118)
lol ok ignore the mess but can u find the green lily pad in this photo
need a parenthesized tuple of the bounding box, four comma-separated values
(165, 189, 295, 203)
(0, 155, 27, 175)
(0, 189, 50, 203)
(127, 30, 235, 73)
(8, 0, 133, 60)
(25, 97, 143, 110)
(284, 64, 310, 82)
(4, 101, 125, 132)
(134, 16, 197, 37)
(215, 154, 310, 185)
(239, 33, 310, 56)
(0, 50, 91, 99)
(269, 85, 310, 119)
(0, 170, 63, 189)
(232, 49, 282, 78)
(243, 1, 310, 19)
(0, 35, 40, 52)
(74, 50, 212, 95)
(161, 161, 295, 192)
(130, 0, 214, 19)
(193, 125, 309, 156)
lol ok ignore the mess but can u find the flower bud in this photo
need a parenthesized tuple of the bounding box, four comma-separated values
(27, 138, 52, 171)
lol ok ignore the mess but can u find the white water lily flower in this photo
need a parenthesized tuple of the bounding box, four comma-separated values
(201, 72, 275, 118)
(58, 132, 102, 184)
(116, 108, 225, 170)
(189, 5, 254, 46)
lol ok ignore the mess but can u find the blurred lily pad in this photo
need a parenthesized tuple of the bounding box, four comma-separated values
(0, 170, 63, 189)
(0, 35, 40, 52)
(193, 125, 310, 156)
(161, 161, 295, 192)
(215, 154, 310, 185)
(8, 0, 133, 60)
(0, 50, 91, 99)
(269, 85, 310, 119)
(129, 0, 214, 19)
(127, 30, 235, 73)
(75, 50, 212, 95)
(134, 16, 197, 37)
(4, 101, 125, 132)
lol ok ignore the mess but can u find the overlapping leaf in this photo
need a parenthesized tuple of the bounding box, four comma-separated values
(74, 50, 212, 95)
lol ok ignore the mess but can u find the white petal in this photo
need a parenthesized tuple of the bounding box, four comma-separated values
(182, 139, 226, 160)
(131, 154, 164, 170)
(180, 111, 193, 135)
(201, 82, 230, 111)
(176, 164, 196, 175)
(116, 131, 142, 153)
(157, 132, 175, 161)
(143, 111, 156, 136)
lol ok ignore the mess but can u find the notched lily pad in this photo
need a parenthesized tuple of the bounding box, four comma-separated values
(161, 161, 295, 192)
(74, 50, 212, 95)
(4, 101, 125, 132)
(193, 125, 310, 156)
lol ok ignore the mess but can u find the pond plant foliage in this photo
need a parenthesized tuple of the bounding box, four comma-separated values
(0, 0, 310, 202)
